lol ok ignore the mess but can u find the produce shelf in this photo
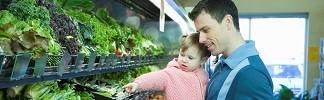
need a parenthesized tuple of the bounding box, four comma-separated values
(0, 52, 166, 89)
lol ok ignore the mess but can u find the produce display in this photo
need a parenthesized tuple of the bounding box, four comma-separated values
(0, 0, 166, 99)
(0, 65, 162, 99)
(0, 0, 165, 57)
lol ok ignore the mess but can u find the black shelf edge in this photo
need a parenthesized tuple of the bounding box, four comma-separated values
(0, 52, 169, 89)
(0, 62, 157, 89)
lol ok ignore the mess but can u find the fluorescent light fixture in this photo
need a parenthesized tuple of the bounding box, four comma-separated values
(149, 0, 192, 34)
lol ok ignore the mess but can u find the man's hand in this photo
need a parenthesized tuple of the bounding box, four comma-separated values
(123, 83, 139, 93)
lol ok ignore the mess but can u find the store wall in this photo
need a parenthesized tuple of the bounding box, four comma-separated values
(233, 0, 324, 91)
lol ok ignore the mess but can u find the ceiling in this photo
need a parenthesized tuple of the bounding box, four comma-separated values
(177, 0, 200, 7)
(114, 0, 200, 21)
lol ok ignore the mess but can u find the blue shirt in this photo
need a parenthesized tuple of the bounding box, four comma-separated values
(206, 41, 274, 100)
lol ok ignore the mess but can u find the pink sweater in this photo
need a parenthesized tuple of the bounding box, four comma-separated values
(134, 58, 208, 100)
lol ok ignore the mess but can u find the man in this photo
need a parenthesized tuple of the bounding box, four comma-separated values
(189, 0, 274, 99)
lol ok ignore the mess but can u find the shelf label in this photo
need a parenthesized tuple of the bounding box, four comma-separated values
(74, 53, 85, 72)
(58, 52, 71, 76)
(99, 55, 107, 68)
(87, 52, 97, 71)
(11, 53, 31, 80)
(33, 54, 48, 78)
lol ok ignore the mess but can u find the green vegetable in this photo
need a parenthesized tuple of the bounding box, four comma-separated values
(0, 23, 23, 55)
(51, 0, 94, 12)
(76, 91, 93, 100)
(0, 10, 29, 30)
(8, 0, 50, 26)
(0, 10, 15, 25)
(26, 19, 52, 39)
(24, 81, 92, 100)
(24, 81, 53, 99)
(79, 46, 91, 56)
(0, 22, 51, 58)
(94, 92, 113, 98)
(40, 92, 55, 100)
(78, 22, 93, 46)
(279, 84, 295, 100)
(6, 85, 25, 98)
(95, 8, 119, 28)
(48, 38, 62, 55)
(66, 10, 116, 54)
(0, 90, 4, 100)
(7, 0, 61, 57)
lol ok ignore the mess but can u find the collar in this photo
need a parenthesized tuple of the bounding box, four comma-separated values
(222, 40, 259, 69)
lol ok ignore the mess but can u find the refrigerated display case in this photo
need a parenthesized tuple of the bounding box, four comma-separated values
(0, 0, 190, 99)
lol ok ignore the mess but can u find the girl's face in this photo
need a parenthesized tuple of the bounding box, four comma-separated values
(178, 46, 206, 71)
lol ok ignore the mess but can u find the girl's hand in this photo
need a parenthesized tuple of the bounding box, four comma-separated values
(123, 83, 139, 93)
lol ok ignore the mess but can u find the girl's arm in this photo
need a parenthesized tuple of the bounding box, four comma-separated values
(134, 70, 169, 91)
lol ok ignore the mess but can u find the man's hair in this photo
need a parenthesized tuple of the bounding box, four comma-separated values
(180, 33, 211, 58)
(189, 0, 240, 31)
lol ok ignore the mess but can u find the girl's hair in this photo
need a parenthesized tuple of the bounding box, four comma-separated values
(180, 33, 211, 58)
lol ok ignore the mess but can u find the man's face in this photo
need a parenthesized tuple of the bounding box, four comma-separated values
(194, 11, 228, 56)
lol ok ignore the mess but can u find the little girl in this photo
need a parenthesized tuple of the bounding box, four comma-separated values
(123, 32, 211, 100)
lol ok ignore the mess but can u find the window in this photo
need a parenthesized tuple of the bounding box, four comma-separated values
(239, 15, 307, 95)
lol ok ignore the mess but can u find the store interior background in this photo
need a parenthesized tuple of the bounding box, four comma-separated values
(96, 0, 324, 95)
(104, 0, 324, 90)
(1, 0, 323, 98)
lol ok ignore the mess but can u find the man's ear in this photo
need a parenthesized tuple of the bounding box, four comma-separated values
(223, 14, 234, 31)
